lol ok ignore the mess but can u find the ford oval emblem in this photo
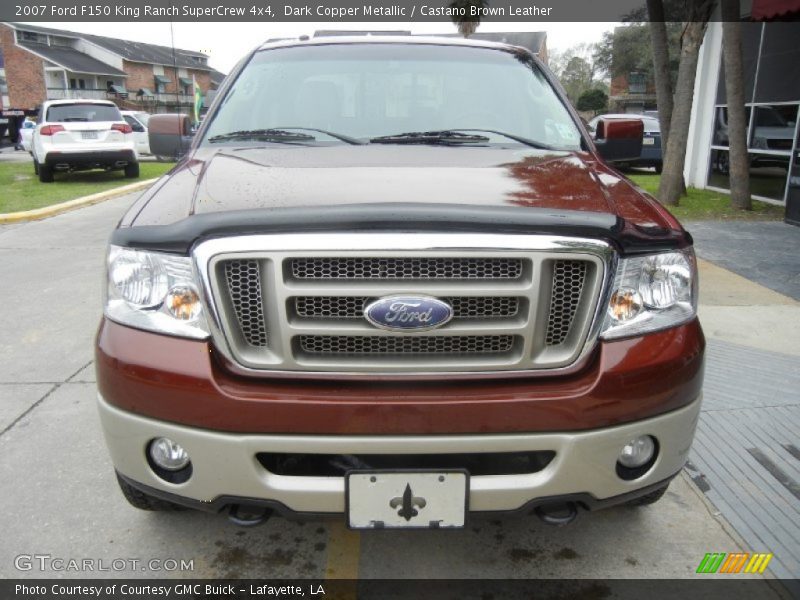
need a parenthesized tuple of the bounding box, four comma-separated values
(364, 296, 454, 332)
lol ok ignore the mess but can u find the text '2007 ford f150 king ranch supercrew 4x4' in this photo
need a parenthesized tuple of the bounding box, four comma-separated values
(96, 37, 703, 529)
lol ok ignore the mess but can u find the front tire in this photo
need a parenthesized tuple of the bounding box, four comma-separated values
(625, 483, 669, 507)
(124, 162, 140, 179)
(38, 162, 54, 183)
(116, 474, 184, 511)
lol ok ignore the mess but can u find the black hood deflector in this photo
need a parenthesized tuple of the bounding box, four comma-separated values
(111, 203, 690, 256)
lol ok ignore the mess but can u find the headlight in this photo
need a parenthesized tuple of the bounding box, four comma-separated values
(105, 245, 210, 339)
(600, 249, 697, 339)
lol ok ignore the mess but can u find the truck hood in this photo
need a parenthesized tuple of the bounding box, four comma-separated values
(121, 145, 687, 255)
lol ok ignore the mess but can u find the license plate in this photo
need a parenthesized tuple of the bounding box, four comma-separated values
(642, 137, 655, 145)
(81, 131, 99, 140)
(346, 470, 468, 529)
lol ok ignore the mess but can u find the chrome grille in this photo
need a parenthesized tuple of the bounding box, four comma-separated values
(223, 260, 268, 347)
(290, 257, 523, 280)
(545, 260, 588, 346)
(294, 296, 520, 320)
(200, 234, 611, 377)
(299, 335, 516, 355)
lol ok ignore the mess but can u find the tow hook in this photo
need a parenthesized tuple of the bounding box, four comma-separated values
(227, 504, 273, 527)
(534, 502, 578, 526)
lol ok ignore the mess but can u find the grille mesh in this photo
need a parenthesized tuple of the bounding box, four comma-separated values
(299, 335, 515, 355)
(545, 260, 588, 346)
(224, 260, 268, 347)
(294, 296, 520, 320)
(290, 257, 523, 280)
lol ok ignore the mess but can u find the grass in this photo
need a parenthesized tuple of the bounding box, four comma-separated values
(0, 160, 175, 214)
(627, 172, 785, 221)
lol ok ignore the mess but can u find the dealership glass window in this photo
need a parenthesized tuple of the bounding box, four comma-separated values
(709, 22, 800, 204)
(708, 103, 798, 202)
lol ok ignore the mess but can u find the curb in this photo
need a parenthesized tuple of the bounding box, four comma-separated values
(0, 178, 158, 224)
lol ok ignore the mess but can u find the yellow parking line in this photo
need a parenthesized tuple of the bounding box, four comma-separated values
(324, 521, 360, 598)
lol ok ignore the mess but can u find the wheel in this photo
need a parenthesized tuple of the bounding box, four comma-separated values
(33, 159, 39, 175)
(38, 162, 54, 183)
(124, 162, 140, 178)
(654, 162, 663, 174)
(626, 483, 669, 507)
(116, 474, 184, 511)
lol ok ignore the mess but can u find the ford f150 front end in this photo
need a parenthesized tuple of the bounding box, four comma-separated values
(96, 37, 703, 529)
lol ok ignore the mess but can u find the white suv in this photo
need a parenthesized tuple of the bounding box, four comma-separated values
(32, 99, 139, 183)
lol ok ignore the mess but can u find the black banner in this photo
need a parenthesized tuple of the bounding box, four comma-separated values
(1, 579, 797, 600)
(0, 0, 713, 23)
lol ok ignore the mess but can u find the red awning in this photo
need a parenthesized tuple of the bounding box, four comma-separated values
(751, 0, 800, 19)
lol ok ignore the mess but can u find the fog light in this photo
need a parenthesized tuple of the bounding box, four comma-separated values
(618, 435, 656, 468)
(149, 438, 190, 471)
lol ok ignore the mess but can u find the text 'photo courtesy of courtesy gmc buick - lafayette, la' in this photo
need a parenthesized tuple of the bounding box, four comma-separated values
(96, 37, 703, 530)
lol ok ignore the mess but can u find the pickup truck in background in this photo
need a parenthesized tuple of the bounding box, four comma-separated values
(96, 37, 703, 530)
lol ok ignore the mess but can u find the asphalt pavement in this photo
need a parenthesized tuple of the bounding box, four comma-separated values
(0, 193, 790, 590)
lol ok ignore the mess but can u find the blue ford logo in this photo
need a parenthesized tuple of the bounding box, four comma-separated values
(364, 296, 453, 332)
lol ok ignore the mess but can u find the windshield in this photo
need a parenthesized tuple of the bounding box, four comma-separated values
(203, 44, 582, 150)
(46, 103, 122, 122)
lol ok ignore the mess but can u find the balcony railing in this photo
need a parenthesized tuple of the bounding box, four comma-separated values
(46, 88, 112, 100)
(46, 88, 195, 106)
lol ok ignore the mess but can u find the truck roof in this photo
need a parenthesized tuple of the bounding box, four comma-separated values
(257, 35, 530, 55)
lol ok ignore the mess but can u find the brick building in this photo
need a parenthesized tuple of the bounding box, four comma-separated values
(0, 22, 226, 141)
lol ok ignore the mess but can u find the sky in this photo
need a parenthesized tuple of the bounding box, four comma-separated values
(22, 21, 617, 73)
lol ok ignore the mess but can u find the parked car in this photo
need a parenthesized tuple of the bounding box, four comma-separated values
(97, 37, 701, 530)
(121, 110, 152, 156)
(588, 113, 663, 172)
(17, 117, 36, 152)
(713, 105, 795, 174)
(31, 99, 138, 183)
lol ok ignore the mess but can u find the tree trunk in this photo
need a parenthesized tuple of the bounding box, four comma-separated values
(721, 0, 752, 210)
(647, 0, 674, 151)
(658, 2, 714, 206)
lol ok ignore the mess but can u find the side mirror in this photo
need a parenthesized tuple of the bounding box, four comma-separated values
(148, 113, 194, 160)
(594, 119, 644, 163)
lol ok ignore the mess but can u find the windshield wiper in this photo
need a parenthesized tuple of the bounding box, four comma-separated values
(208, 129, 316, 143)
(269, 126, 363, 145)
(442, 129, 557, 150)
(369, 130, 491, 145)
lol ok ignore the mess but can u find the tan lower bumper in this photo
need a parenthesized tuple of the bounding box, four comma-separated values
(97, 393, 701, 513)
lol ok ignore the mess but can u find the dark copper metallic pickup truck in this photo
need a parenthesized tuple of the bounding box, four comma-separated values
(96, 37, 703, 529)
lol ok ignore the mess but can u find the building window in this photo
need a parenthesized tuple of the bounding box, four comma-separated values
(17, 31, 45, 43)
(628, 72, 647, 94)
(69, 78, 86, 90)
(708, 103, 798, 203)
(154, 75, 171, 94)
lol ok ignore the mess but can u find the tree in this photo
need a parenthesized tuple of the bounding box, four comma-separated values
(647, 0, 675, 151)
(449, 0, 488, 37)
(549, 43, 607, 106)
(560, 56, 595, 104)
(576, 88, 608, 113)
(721, 0, 752, 210)
(658, 0, 716, 206)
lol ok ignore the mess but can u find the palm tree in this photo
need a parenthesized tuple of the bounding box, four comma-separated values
(449, 0, 489, 37)
(721, 0, 752, 210)
(657, 0, 715, 206)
